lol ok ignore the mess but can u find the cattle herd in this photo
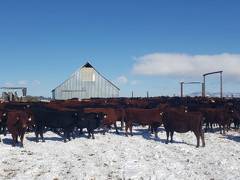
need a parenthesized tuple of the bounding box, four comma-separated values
(0, 96, 240, 148)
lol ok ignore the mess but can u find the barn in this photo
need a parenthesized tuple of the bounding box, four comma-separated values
(52, 62, 120, 100)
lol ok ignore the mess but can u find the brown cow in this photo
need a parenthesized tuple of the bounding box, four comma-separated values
(162, 109, 205, 148)
(84, 107, 125, 134)
(7, 111, 32, 147)
(124, 108, 163, 138)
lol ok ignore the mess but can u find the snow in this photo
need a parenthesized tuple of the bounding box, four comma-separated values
(0, 127, 240, 180)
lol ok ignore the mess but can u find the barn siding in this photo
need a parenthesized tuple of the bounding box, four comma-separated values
(52, 63, 119, 100)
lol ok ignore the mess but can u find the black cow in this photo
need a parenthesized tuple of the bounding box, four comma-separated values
(0, 111, 8, 142)
(30, 106, 78, 143)
(77, 112, 106, 139)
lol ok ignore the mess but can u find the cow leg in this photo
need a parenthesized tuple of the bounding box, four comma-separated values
(125, 124, 129, 137)
(3, 127, 7, 136)
(87, 129, 91, 139)
(16, 135, 19, 143)
(12, 134, 17, 147)
(66, 132, 70, 142)
(223, 125, 226, 135)
(63, 130, 68, 143)
(151, 125, 155, 134)
(120, 119, 124, 130)
(91, 131, 95, 139)
(205, 122, 209, 132)
(165, 131, 169, 144)
(152, 124, 158, 138)
(200, 130, 205, 147)
(148, 125, 151, 133)
(194, 132, 200, 148)
(40, 131, 45, 142)
(114, 123, 119, 134)
(170, 131, 174, 143)
(20, 131, 25, 147)
(210, 123, 213, 132)
(79, 128, 83, 135)
(219, 124, 223, 134)
(72, 128, 76, 139)
(130, 125, 133, 136)
(154, 127, 158, 138)
(35, 131, 39, 143)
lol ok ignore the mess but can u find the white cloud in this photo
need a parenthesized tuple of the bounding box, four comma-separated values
(116, 75, 128, 85)
(32, 80, 41, 86)
(130, 80, 139, 85)
(132, 53, 240, 78)
(4, 82, 14, 87)
(18, 80, 28, 86)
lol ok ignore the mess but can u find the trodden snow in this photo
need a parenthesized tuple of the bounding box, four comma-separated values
(0, 127, 240, 180)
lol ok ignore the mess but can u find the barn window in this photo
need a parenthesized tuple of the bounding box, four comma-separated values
(81, 68, 95, 82)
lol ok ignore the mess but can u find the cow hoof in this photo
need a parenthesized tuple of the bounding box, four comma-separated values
(165, 141, 168, 144)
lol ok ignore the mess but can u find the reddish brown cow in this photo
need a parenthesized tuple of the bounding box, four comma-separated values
(162, 109, 205, 148)
(7, 111, 32, 147)
(84, 107, 125, 134)
(124, 108, 163, 138)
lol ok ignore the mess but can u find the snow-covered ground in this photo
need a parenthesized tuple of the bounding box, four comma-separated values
(0, 126, 240, 180)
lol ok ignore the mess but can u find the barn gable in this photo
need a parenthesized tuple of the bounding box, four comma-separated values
(52, 62, 119, 100)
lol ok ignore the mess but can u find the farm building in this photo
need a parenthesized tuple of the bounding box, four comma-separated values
(52, 62, 120, 100)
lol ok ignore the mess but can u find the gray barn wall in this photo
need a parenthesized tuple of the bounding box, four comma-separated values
(52, 64, 119, 100)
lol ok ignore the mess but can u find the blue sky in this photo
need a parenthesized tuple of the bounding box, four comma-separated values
(0, 0, 240, 97)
